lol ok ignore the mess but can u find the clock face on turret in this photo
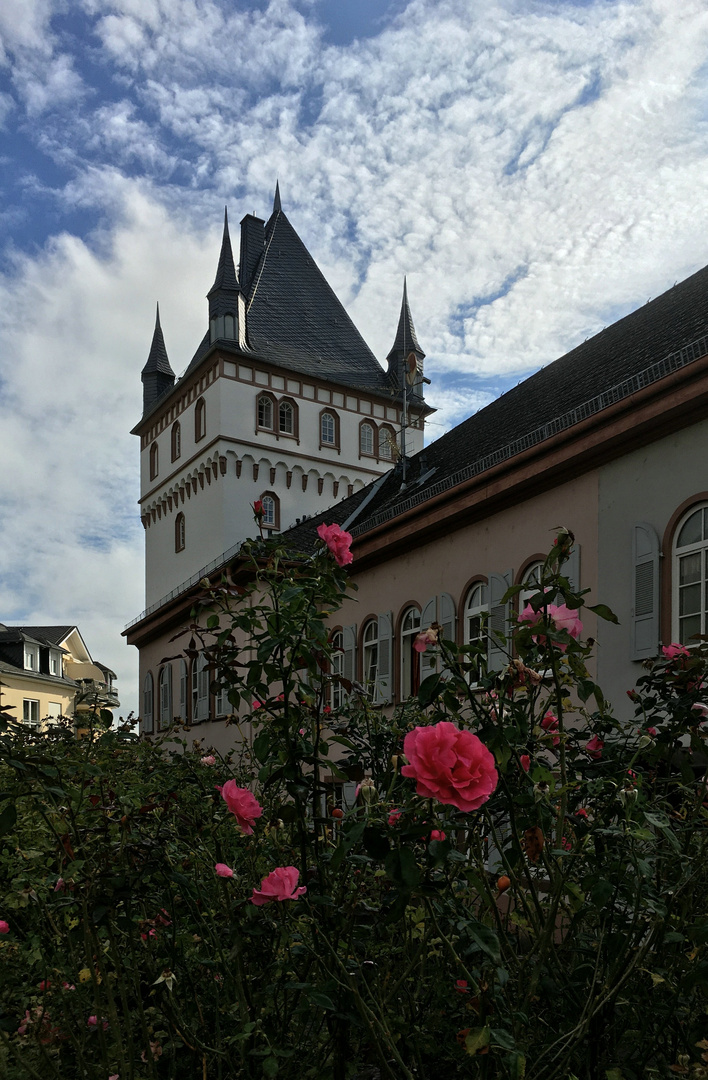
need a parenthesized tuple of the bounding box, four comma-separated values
(405, 351, 418, 386)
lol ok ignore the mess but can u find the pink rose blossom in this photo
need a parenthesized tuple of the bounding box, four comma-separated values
(585, 735, 604, 760)
(250, 866, 307, 906)
(575, 808, 588, 819)
(218, 780, 263, 835)
(401, 721, 498, 812)
(62, 982, 75, 991)
(645, 727, 657, 737)
(88, 1016, 108, 1031)
(454, 979, 469, 993)
(215, 863, 234, 878)
(316, 522, 353, 567)
(663, 643, 690, 660)
(388, 808, 402, 826)
(541, 711, 560, 747)
(520, 754, 531, 773)
(200, 755, 216, 766)
(252, 700, 262, 710)
(429, 829, 446, 842)
(38, 980, 50, 991)
(519, 603, 583, 652)
(413, 627, 439, 653)
(0, 920, 9, 934)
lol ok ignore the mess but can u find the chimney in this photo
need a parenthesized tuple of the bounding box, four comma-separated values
(240, 214, 265, 296)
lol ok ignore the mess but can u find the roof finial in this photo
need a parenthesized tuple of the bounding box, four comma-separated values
(208, 206, 239, 294)
(155, 301, 161, 329)
(273, 180, 281, 214)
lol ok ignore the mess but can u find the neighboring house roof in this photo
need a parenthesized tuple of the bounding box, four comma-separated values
(283, 261, 708, 550)
(12, 626, 77, 648)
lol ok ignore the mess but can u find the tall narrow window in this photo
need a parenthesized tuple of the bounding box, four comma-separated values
(362, 619, 379, 688)
(224, 313, 236, 339)
(379, 425, 396, 460)
(159, 665, 173, 730)
(195, 397, 206, 442)
(259, 491, 279, 530)
(321, 412, 335, 445)
(330, 629, 344, 709)
(400, 607, 421, 699)
(258, 395, 273, 429)
(149, 442, 159, 480)
(192, 653, 210, 722)
(171, 421, 181, 461)
(279, 400, 294, 435)
(175, 512, 185, 552)
(520, 562, 545, 608)
(23, 699, 40, 729)
(143, 672, 154, 734)
(673, 503, 708, 645)
(179, 659, 188, 721)
(360, 422, 375, 456)
(464, 583, 488, 646)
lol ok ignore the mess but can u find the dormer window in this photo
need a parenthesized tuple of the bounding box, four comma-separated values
(224, 313, 236, 339)
(24, 644, 39, 671)
(49, 650, 62, 677)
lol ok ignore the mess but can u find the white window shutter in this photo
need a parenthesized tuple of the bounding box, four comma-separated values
(420, 596, 438, 680)
(438, 592, 457, 678)
(375, 612, 394, 704)
(179, 660, 188, 720)
(342, 781, 358, 809)
(342, 625, 357, 695)
(631, 522, 660, 660)
(488, 570, 513, 672)
(196, 656, 210, 721)
(565, 544, 581, 593)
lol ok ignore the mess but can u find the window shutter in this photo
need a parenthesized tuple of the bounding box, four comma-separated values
(488, 570, 513, 672)
(439, 592, 457, 678)
(179, 660, 188, 720)
(143, 674, 154, 734)
(196, 656, 210, 721)
(565, 544, 581, 593)
(160, 667, 172, 728)
(420, 596, 437, 680)
(631, 522, 660, 660)
(375, 612, 394, 704)
(342, 781, 359, 810)
(342, 625, 357, 695)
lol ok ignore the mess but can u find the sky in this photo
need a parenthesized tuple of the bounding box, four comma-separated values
(2, 0, 708, 719)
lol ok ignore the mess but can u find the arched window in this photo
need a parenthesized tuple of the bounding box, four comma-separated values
(520, 561, 545, 608)
(142, 672, 154, 734)
(257, 394, 273, 430)
(259, 491, 280, 531)
(330, 629, 344, 709)
(400, 606, 421, 699)
(673, 502, 708, 645)
(379, 425, 397, 461)
(360, 421, 376, 457)
(464, 582, 488, 646)
(149, 442, 159, 480)
(175, 512, 185, 552)
(279, 399, 295, 435)
(171, 421, 181, 462)
(195, 397, 206, 442)
(159, 665, 172, 730)
(320, 410, 339, 449)
(362, 619, 379, 688)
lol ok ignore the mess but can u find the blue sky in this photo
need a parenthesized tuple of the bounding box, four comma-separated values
(2, 0, 708, 717)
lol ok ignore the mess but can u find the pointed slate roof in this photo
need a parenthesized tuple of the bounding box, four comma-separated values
(208, 208, 239, 295)
(387, 278, 424, 361)
(141, 304, 174, 378)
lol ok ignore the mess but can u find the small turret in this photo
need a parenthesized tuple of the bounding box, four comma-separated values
(207, 208, 240, 344)
(141, 303, 175, 414)
(386, 278, 426, 400)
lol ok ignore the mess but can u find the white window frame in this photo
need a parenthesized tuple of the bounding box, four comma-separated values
(159, 665, 172, 730)
(262, 496, 275, 527)
(321, 412, 336, 445)
(400, 607, 421, 699)
(279, 400, 294, 435)
(360, 422, 375, 456)
(24, 644, 39, 671)
(258, 395, 273, 429)
(23, 699, 40, 729)
(331, 630, 344, 709)
(49, 650, 61, 677)
(673, 502, 708, 646)
(143, 672, 154, 734)
(362, 619, 379, 690)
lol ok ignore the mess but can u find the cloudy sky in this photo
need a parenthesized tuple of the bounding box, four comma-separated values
(2, 0, 708, 718)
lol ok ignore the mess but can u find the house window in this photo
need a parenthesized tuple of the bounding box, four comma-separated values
(143, 672, 154, 734)
(330, 629, 344, 709)
(259, 491, 280, 531)
(400, 607, 421, 699)
(49, 650, 61, 677)
(192, 653, 210, 722)
(48, 702, 62, 719)
(360, 421, 376, 457)
(171, 421, 181, 461)
(320, 410, 339, 449)
(22, 699, 40, 729)
(673, 503, 708, 645)
(175, 512, 186, 552)
(279, 399, 295, 435)
(464, 582, 488, 646)
(362, 619, 379, 688)
(520, 561, 545, 608)
(24, 644, 39, 671)
(149, 442, 159, 480)
(379, 425, 396, 461)
(257, 394, 274, 430)
(195, 397, 206, 442)
(159, 665, 172, 730)
(179, 659, 188, 721)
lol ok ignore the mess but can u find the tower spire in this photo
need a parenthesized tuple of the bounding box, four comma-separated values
(273, 180, 281, 215)
(387, 277, 423, 362)
(141, 302, 175, 413)
(208, 207, 239, 295)
(207, 207, 241, 345)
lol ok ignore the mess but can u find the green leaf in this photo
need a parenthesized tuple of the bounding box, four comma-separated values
(590, 880, 614, 909)
(308, 991, 335, 1010)
(362, 827, 390, 861)
(385, 847, 420, 889)
(606, 1068, 625, 1079)
(464, 1026, 491, 1055)
(467, 920, 500, 963)
(509, 1052, 526, 1079)
(0, 800, 17, 837)
(329, 819, 366, 873)
(262, 1054, 279, 1078)
(587, 603, 619, 624)
(417, 672, 442, 707)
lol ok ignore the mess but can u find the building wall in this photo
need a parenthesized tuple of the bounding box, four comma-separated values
(138, 354, 422, 607)
(1, 674, 74, 727)
(597, 415, 708, 715)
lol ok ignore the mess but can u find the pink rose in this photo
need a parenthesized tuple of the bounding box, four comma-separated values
(429, 829, 446, 842)
(520, 754, 531, 773)
(401, 721, 498, 812)
(215, 863, 234, 878)
(388, 808, 402, 826)
(200, 755, 216, 766)
(585, 735, 604, 759)
(413, 627, 438, 653)
(519, 603, 582, 652)
(316, 522, 353, 567)
(252, 700, 262, 710)
(663, 643, 690, 660)
(541, 711, 560, 747)
(218, 780, 263, 835)
(0, 920, 9, 934)
(575, 808, 588, 819)
(250, 866, 307, 906)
